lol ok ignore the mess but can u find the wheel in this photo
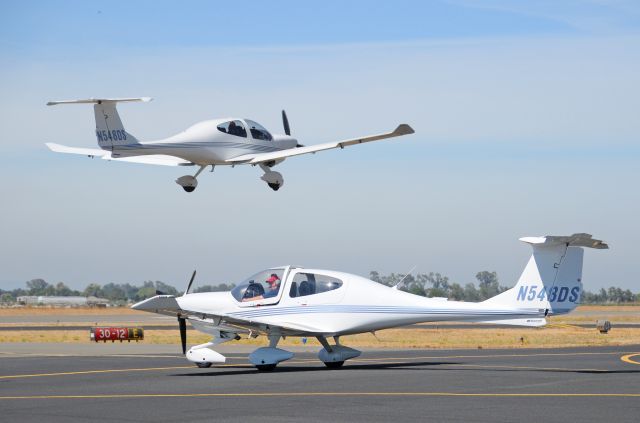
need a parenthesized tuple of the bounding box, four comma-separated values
(255, 363, 277, 371)
(267, 183, 281, 191)
(323, 361, 344, 369)
(196, 362, 212, 368)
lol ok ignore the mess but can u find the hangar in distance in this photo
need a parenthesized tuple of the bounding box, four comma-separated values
(46, 97, 414, 192)
(133, 233, 608, 371)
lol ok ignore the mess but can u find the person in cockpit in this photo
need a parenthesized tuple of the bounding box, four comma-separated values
(241, 274, 280, 302)
(227, 121, 238, 136)
(262, 274, 281, 298)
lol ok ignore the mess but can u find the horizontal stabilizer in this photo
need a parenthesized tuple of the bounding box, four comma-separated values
(46, 143, 193, 166)
(47, 97, 152, 106)
(478, 318, 547, 327)
(46, 143, 107, 157)
(520, 233, 608, 249)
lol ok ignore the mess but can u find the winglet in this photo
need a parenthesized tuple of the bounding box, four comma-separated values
(47, 97, 152, 106)
(394, 124, 415, 136)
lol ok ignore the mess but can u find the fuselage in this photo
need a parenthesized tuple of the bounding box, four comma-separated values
(176, 266, 544, 337)
(108, 118, 298, 165)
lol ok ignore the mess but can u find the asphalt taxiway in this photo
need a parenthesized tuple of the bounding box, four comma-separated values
(1, 344, 639, 423)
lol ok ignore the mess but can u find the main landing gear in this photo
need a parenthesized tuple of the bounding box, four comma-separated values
(175, 163, 285, 192)
(249, 334, 294, 371)
(317, 336, 361, 368)
(176, 165, 213, 193)
(259, 163, 284, 191)
(248, 335, 361, 371)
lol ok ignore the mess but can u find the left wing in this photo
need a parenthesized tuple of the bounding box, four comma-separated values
(46, 143, 194, 166)
(132, 295, 250, 330)
(226, 123, 414, 165)
(132, 294, 326, 335)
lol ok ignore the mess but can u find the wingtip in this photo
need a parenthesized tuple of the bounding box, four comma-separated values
(395, 124, 415, 135)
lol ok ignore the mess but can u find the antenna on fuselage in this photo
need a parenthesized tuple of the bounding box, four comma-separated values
(392, 265, 417, 290)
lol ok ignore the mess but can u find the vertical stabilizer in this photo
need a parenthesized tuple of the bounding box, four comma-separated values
(484, 233, 608, 315)
(47, 97, 150, 151)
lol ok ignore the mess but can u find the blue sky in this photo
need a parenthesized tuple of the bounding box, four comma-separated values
(1, 1, 639, 291)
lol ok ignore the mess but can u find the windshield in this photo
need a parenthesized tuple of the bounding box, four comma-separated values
(245, 120, 273, 141)
(231, 269, 285, 302)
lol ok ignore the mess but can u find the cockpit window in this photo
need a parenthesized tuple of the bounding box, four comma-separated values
(217, 120, 247, 138)
(231, 269, 285, 302)
(245, 120, 273, 141)
(289, 272, 343, 298)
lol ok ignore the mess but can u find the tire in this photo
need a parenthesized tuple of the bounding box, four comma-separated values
(196, 362, 212, 368)
(323, 361, 344, 369)
(255, 363, 277, 372)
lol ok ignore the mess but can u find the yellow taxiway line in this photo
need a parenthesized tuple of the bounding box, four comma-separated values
(620, 353, 640, 365)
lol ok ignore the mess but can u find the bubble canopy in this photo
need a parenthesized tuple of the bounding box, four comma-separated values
(231, 268, 285, 302)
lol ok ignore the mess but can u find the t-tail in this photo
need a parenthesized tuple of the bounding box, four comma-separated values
(46, 97, 150, 153)
(483, 233, 608, 317)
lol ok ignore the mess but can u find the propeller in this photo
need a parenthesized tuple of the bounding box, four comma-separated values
(178, 270, 196, 355)
(184, 270, 197, 296)
(282, 110, 291, 136)
(282, 109, 304, 147)
(178, 315, 187, 355)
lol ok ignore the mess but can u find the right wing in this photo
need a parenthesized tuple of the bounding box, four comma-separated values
(226, 124, 414, 165)
(46, 143, 194, 166)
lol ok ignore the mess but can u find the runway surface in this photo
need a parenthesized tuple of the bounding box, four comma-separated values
(1, 344, 639, 423)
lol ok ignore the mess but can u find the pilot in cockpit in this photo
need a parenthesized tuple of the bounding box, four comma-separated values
(262, 274, 281, 298)
(227, 121, 238, 136)
(241, 273, 280, 302)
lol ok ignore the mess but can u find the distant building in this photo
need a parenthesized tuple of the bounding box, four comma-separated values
(16, 296, 110, 307)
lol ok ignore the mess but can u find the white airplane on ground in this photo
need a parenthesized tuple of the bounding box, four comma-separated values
(133, 233, 607, 371)
(46, 97, 414, 192)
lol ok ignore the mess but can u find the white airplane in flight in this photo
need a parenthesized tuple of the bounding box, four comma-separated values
(46, 97, 414, 192)
(133, 233, 607, 371)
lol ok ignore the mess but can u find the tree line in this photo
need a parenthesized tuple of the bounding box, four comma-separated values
(369, 271, 639, 304)
(369, 270, 508, 301)
(0, 272, 637, 305)
(0, 279, 235, 306)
